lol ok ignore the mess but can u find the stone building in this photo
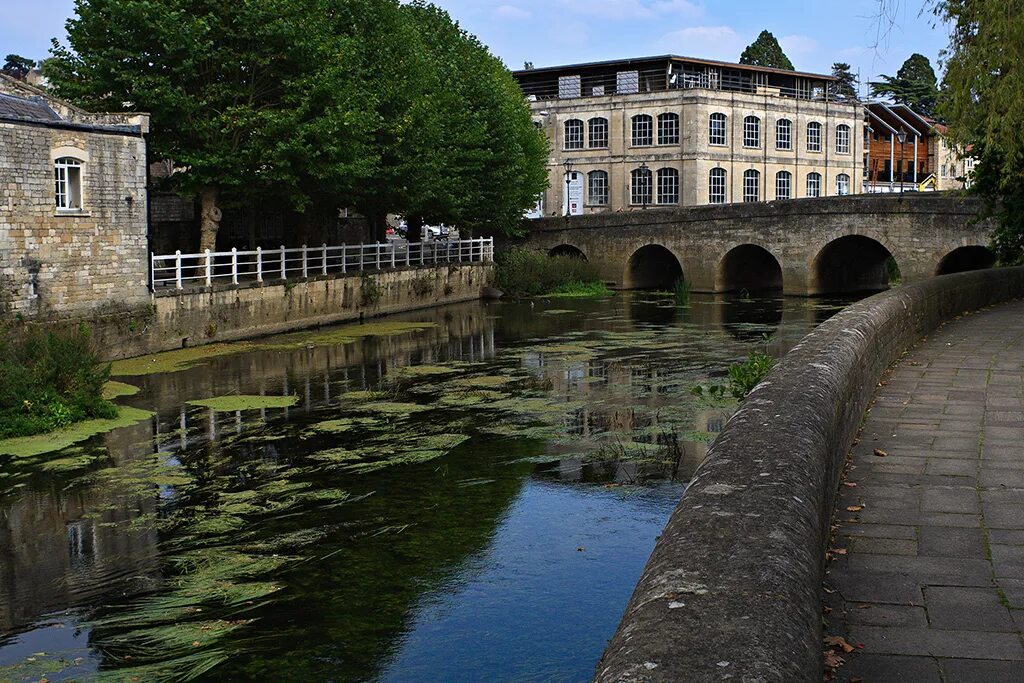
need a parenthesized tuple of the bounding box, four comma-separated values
(0, 74, 150, 318)
(513, 55, 863, 215)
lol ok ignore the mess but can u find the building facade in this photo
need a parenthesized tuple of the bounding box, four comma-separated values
(513, 56, 863, 216)
(0, 74, 150, 318)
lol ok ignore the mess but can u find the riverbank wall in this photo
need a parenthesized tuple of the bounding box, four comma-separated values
(595, 266, 1024, 682)
(75, 263, 494, 360)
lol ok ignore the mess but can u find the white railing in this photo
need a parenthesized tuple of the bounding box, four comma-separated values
(151, 238, 494, 290)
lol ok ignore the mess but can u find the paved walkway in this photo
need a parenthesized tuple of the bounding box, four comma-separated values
(826, 299, 1024, 682)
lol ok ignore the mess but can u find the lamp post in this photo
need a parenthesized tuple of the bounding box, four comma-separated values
(639, 161, 650, 210)
(897, 129, 907, 193)
(563, 159, 574, 216)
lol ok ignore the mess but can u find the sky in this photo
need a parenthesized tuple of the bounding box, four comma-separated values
(3, 0, 950, 96)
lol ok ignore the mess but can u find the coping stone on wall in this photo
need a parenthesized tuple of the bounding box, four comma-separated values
(594, 265, 1024, 683)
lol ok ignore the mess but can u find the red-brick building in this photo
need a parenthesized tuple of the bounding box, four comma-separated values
(863, 102, 932, 192)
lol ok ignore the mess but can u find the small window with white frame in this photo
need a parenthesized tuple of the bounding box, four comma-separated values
(709, 168, 726, 204)
(775, 171, 791, 200)
(743, 116, 760, 148)
(658, 113, 680, 145)
(588, 170, 609, 206)
(807, 122, 822, 152)
(631, 167, 652, 205)
(564, 119, 584, 150)
(709, 113, 727, 146)
(743, 169, 760, 202)
(836, 124, 851, 154)
(54, 157, 83, 211)
(806, 172, 821, 197)
(588, 117, 608, 149)
(632, 114, 653, 146)
(836, 173, 851, 195)
(776, 118, 792, 150)
(656, 168, 679, 204)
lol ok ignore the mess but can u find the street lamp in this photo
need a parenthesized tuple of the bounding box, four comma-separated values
(639, 161, 650, 210)
(897, 129, 907, 193)
(563, 159, 574, 216)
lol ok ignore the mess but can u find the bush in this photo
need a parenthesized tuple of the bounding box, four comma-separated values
(0, 324, 117, 439)
(726, 351, 776, 399)
(495, 247, 604, 297)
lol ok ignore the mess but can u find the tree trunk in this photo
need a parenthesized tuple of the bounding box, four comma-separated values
(199, 185, 222, 252)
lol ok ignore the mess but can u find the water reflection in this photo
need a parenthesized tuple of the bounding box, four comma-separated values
(0, 292, 850, 682)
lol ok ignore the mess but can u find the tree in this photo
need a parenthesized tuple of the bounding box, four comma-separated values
(2, 54, 35, 80)
(936, 0, 1024, 263)
(869, 53, 938, 116)
(831, 62, 858, 100)
(739, 31, 794, 70)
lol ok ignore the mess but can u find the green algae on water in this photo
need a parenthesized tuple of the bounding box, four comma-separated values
(259, 321, 437, 350)
(110, 342, 257, 376)
(0, 406, 154, 458)
(102, 380, 141, 400)
(187, 395, 299, 411)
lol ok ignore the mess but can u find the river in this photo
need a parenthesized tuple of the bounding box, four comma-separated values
(0, 292, 849, 682)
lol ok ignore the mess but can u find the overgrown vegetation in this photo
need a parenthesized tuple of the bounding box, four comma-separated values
(692, 350, 777, 401)
(0, 324, 116, 438)
(495, 247, 607, 298)
(672, 278, 691, 306)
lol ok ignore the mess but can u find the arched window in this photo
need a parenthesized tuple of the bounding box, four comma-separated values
(658, 113, 680, 145)
(632, 114, 653, 146)
(775, 170, 792, 200)
(588, 117, 609, 149)
(776, 118, 792, 150)
(709, 113, 727, 146)
(837, 173, 851, 195)
(631, 166, 652, 205)
(564, 119, 584, 150)
(743, 169, 760, 202)
(743, 116, 760, 148)
(806, 172, 822, 198)
(54, 157, 83, 210)
(836, 124, 851, 154)
(588, 170, 609, 206)
(807, 122, 822, 152)
(656, 168, 679, 204)
(709, 168, 727, 204)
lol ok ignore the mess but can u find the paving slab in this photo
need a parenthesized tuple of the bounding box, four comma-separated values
(826, 300, 1024, 680)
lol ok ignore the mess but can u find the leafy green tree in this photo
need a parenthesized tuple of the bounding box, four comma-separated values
(2, 54, 35, 80)
(936, 0, 1024, 263)
(831, 62, 858, 100)
(739, 31, 794, 70)
(48, 0, 319, 251)
(869, 53, 938, 116)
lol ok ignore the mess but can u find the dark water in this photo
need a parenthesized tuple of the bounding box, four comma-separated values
(0, 292, 848, 682)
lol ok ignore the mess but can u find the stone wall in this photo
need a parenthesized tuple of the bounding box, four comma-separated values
(594, 266, 1024, 682)
(88, 262, 495, 360)
(0, 79, 150, 319)
(517, 193, 994, 295)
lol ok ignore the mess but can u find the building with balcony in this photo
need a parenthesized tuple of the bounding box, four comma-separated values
(513, 55, 863, 216)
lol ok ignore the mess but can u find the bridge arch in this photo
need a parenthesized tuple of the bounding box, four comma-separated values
(716, 244, 783, 292)
(623, 244, 683, 290)
(810, 234, 899, 295)
(936, 245, 996, 276)
(549, 244, 588, 261)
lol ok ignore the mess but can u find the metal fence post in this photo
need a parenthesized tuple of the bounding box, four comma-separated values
(204, 249, 212, 285)
(391, 242, 396, 269)
(343, 244, 348, 273)
(150, 252, 155, 291)
(175, 250, 182, 289)
(256, 247, 263, 282)
(280, 245, 287, 280)
(231, 248, 238, 285)
(421, 240, 425, 266)
(302, 244, 308, 278)
(406, 241, 411, 267)
(322, 243, 328, 275)
(376, 242, 381, 270)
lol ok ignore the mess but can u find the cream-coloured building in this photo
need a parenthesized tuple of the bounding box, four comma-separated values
(513, 55, 863, 216)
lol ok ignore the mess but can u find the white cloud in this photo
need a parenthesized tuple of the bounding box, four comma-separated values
(494, 4, 532, 20)
(654, 25, 744, 61)
(557, 0, 702, 20)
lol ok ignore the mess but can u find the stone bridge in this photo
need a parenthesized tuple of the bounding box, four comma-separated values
(519, 194, 995, 295)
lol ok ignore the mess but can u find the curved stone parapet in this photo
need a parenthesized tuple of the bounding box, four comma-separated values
(595, 266, 1024, 682)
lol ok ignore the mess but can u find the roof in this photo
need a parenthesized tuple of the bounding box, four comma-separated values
(0, 92, 61, 123)
(513, 54, 837, 82)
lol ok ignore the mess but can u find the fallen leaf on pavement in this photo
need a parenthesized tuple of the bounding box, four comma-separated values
(824, 636, 855, 653)
(873, 448, 888, 457)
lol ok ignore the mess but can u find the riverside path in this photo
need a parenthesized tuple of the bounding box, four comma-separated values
(825, 299, 1024, 681)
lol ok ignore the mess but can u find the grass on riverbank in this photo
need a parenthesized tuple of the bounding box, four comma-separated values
(0, 324, 118, 439)
(495, 247, 608, 298)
